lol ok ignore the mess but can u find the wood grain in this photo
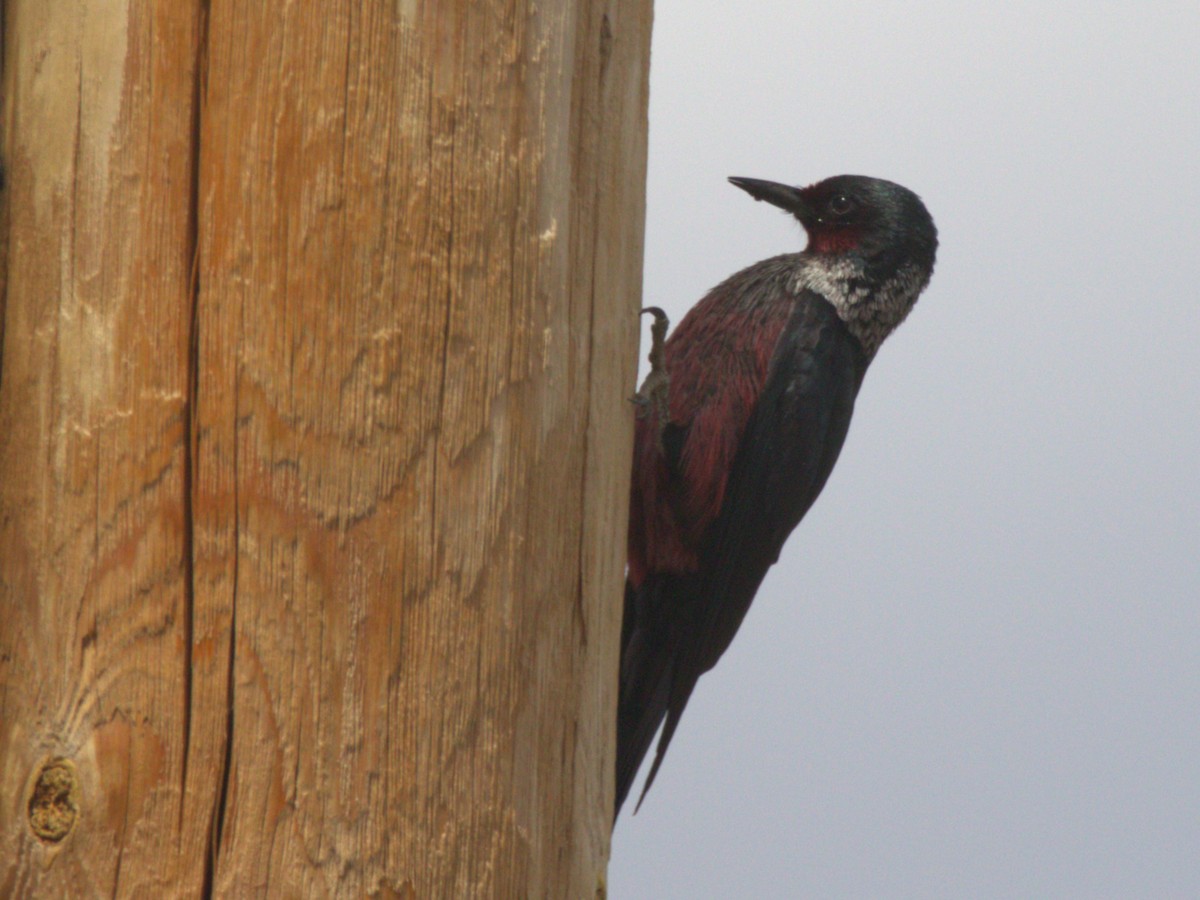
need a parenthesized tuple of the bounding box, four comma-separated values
(1, 0, 651, 896)
(0, 1, 208, 896)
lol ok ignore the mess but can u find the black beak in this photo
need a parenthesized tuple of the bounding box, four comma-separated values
(728, 177, 814, 223)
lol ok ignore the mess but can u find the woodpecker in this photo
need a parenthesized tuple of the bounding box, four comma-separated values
(617, 174, 938, 819)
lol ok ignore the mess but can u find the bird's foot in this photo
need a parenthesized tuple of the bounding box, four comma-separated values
(630, 307, 671, 441)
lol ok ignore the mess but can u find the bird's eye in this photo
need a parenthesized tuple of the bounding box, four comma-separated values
(827, 194, 857, 217)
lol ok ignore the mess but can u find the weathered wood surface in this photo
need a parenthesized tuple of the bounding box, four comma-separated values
(0, 0, 651, 895)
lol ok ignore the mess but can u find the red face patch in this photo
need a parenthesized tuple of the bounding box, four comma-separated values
(808, 226, 862, 254)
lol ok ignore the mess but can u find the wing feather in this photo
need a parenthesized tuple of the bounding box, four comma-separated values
(619, 285, 867, 815)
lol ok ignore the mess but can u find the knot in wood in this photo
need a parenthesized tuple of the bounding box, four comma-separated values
(28, 759, 80, 843)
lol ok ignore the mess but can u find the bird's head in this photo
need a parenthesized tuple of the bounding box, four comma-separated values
(729, 173, 938, 357)
(728, 174, 937, 284)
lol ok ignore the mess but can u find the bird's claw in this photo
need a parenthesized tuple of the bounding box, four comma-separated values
(630, 308, 671, 448)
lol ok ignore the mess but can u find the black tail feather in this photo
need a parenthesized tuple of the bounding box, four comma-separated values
(615, 574, 702, 820)
(631, 670, 699, 813)
(615, 591, 672, 818)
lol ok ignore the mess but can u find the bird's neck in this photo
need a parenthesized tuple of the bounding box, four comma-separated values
(792, 255, 929, 358)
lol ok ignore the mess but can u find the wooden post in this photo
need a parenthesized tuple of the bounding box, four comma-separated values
(0, 1, 651, 895)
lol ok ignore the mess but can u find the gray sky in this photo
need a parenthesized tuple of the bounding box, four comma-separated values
(609, 2, 1200, 897)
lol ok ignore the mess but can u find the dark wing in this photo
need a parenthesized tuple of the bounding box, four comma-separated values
(627, 259, 800, 585)
(632, 292, 868, 810)
(620, 263, 795, 818)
